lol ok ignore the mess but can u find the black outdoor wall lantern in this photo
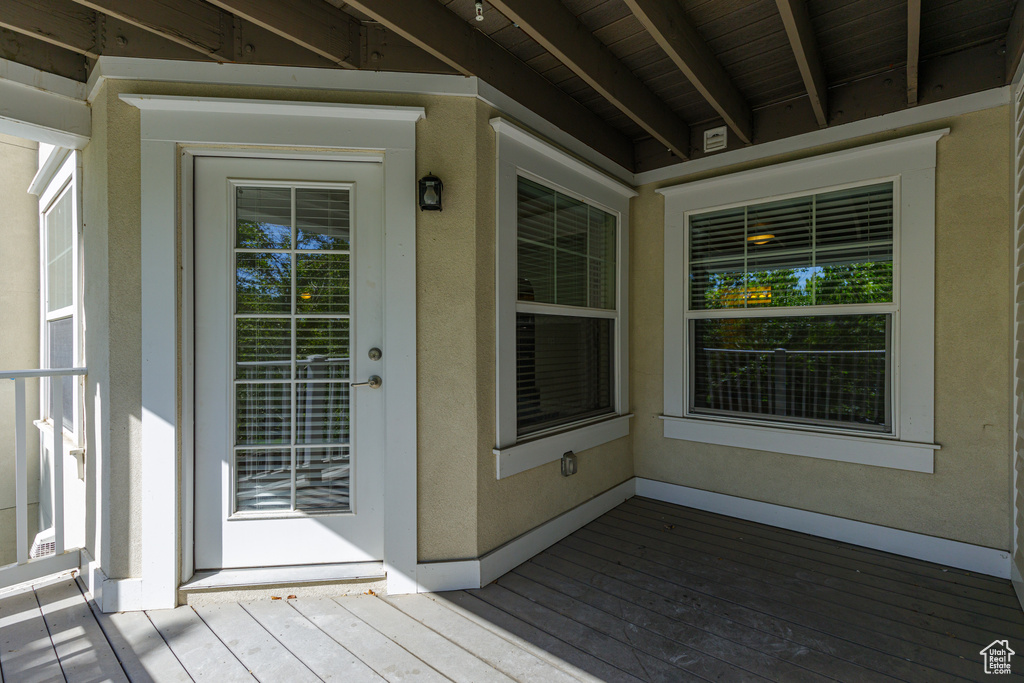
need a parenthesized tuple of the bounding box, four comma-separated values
(418, 174, 443, 211)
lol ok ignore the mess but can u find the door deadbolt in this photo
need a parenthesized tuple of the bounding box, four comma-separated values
(351, 375, 383, 389)
(368, 347, 382, 361)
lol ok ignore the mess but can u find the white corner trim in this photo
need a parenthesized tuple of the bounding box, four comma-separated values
(636, 478, 1011, 578)
(637, 87, 1008, 186)
(494, 415, 633, 479)
(81, 550, 148, 612)
(118, 94, 425, 122)
(661, 416, 937, 473)
(657, 128, 950, 200)
(491, 118, 637, 197)
(415, 479, 636, 592)
(415, 560, 481, 594)
(0, 59, 90, 149)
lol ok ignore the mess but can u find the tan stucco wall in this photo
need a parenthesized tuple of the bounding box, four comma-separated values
(472, 102, 633, 557)
(632, 105, 1013, 550)
(0, 132, 41, 562)
(86, 79, 633, 575)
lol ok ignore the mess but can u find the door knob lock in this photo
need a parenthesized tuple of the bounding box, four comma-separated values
(368, 347, 382, 361)
(351, 375, 383, 389)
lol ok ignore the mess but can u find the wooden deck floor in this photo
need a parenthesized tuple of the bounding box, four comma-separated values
(2, 496, 1022, 682)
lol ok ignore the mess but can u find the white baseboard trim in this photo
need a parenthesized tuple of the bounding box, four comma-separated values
(1012, 560, 1024, 612)
(636, 478, 1011, 579)
(415, 478, 636, 593)
(81, 550, 148, 613)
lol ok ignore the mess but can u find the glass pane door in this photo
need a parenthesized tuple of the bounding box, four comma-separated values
(233, 185, 354, 514)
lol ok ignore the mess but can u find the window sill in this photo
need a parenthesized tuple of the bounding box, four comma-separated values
(494, 414, 633, 479)
(660, 415, 937, 473)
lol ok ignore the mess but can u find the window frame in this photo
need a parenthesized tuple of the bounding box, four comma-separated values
(661, 130, 946, 473)
(684, 176, 900, 435)
(492, 118, 636, 479)
(37, 150, 83, 447)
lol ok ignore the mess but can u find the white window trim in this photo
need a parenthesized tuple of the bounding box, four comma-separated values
(491, 118, 636, 480)
(38, 151, 84, 447)
(660, 129, 948, 473)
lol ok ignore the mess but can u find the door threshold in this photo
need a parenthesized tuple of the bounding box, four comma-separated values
(181, 561, 385, 591)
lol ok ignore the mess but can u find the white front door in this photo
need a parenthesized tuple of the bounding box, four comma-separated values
(194, 156, 385, 570)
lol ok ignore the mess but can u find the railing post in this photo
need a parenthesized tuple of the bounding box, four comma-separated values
(52, 376, 65, 556)
(774, 348, 788, 416)
(14, 378, 27, 565)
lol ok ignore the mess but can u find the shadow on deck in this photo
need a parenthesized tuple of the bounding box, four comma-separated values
(1, 496, 1021, 681)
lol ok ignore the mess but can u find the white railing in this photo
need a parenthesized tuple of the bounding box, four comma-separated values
(0, 367, 87, 589)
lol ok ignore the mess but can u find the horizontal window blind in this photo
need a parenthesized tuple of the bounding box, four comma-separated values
(517, 314, 613, 435)
(47, 317, 74, 432)
(515, 176, 618, 436)
(45, 189, 74, 314)
(690, 314, 890, 431)
(689, 182, 893, 310)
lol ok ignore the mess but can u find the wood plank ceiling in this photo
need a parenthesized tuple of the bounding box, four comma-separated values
(0, 0, 1018, 172)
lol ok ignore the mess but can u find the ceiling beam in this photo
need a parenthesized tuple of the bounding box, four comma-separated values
(68, 0, 230, 60)
(0, 0, 98, 58)
(623, 0, 752, 144)
(907, 0, 921, 106)
(775, 0, 828, 127)
(204, 0, 360, 68)
(339, 0, 636, 170)
(488, 0, 690, 159)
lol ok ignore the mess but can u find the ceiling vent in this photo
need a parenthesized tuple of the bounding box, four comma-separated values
(703, 126, 728, 153)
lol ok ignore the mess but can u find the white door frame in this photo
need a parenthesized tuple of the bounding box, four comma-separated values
(122, 94, 422, 609)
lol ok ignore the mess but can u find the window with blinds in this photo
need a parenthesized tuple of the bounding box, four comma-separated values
(686, 181, 895, 433)
(516, 176, 617, 436)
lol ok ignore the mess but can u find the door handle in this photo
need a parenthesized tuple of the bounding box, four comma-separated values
(351, 375, 383, 389)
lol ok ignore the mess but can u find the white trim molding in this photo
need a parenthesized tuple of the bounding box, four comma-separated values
(121, 94, 422, 609)
(492, 117, 634, 479)
(662, 130, 946, 472)
(661, 417, 938, 473)
(495, 414, 633, 479)
(636, 87, 1009, 185)
(415, 479, 636, 592)
(88, 57, 635, 184)
(0, 59, 90, 148)
(636, 478, 1011, 578)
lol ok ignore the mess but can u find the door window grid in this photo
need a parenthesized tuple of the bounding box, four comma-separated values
(232, 185, 353, 514)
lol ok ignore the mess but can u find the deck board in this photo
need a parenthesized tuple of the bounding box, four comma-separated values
(89, 605, 193, 683)
(584, 517, 1006, 661)
(384, 593, 583, 683)
(34, 579, 128, 683)
(290, 596, 448, 682)
(339, 593, 516, 683)
(2, 496, 1021, 682)
(568, 529, 985, 681)
(193, 602, 319, 682)
(618, 501, 1024, 619)
(146, 605, 254, 682)
(240, 598, 385, 682)
(0, 588, 65, 683)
